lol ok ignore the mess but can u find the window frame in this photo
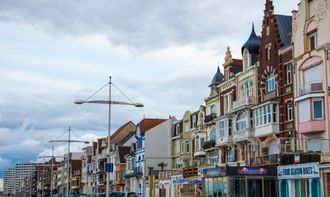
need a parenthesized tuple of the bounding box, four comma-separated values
(286, 64, 293, 84)
(312, 98, 324, 120)
(236, 112, 247, 133)
(217, 120, 225, 138)
(266, 72, 276, 92)
(287, 101, 293, 121)
(309, 31, 318, 51)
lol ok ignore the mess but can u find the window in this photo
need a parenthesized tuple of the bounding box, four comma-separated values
(299, 100, 310, 122)
(175, 124, 180, 135)
(211, 104, 217, 115)
(192, 115, 197, 128)
(266, 72, 276, 92)
(224, 94, 231, 113)
(200, 137, 205, 148)
(307, 0, 315, 18)
(254, 104, 276, 127)
(313, 99, 323, 119)
(217, 120, 225, 138)
(210, 128, 216, 140)
(195, 136, 200, 150)
(287, 101, 293, 121)
(266, 45, 271, 60)
(308, 32, 318, 51)
(227, 148, 235, 162)
(185, 141, 190, 153)
(286, 64, 292, 84)
(209, 152, 219, 165)
(236, 112, 247, 133)
(243, 48, 250, 68)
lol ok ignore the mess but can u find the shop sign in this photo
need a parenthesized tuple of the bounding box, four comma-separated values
(227, 166, 277, 176)
(171, 176, 202, 184)
(201, 167, 226, 178)
(277, 162, 319, 180)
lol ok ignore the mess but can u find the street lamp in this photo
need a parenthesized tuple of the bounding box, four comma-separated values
(49, 127, 89, 197)
(75, 76, 143, 197)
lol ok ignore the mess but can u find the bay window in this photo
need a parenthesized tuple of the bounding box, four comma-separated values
(254, 104, 278, 127)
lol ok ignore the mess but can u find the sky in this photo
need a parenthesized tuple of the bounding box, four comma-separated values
(0, 0, 299, 178)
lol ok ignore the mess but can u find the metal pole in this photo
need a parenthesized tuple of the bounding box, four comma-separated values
(67, 127, 71, 197)
(51, 145, 54, 197)
(106, 76, 111, 197)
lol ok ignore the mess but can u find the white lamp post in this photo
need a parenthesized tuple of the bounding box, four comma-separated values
(74, 76, 143, 197)
(49, 127, 89, 197)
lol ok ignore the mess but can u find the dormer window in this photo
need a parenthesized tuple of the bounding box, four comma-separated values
(210, 104, 217, 116)
(243, 48, 251, 69)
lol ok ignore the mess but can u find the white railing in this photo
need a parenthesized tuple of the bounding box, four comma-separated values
(299, 81, 323, 96)
(232, 96, 256, 110)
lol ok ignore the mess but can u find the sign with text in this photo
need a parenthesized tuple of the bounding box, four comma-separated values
(277, 162, 319, 180)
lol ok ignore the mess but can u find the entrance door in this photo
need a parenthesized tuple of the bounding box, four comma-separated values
(247, 178, 262, 197)
(264, 178, 277, 197)
(280, 180, 289, 197)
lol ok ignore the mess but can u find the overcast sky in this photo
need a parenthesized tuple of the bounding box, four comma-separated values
(0, 0, 299, 177)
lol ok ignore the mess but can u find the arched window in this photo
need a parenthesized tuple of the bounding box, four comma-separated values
(236, 112, 247, 133)
(266, 72, 275, 92)
(210, 104, 216, 115)
(210, 128, 216, 140)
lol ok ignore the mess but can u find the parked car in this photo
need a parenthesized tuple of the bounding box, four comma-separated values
(109, 192, 138, 197)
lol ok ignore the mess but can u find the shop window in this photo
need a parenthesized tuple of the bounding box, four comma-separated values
(287, 101, 293, 121)
(294, 179, 309, 197)
(313, 99, 323, 119)
(286, 64, 292, 84)
(266, 72, 276, 92)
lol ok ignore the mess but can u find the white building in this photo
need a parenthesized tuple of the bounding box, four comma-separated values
(4, 168, 15, 195)
(14, 162, 35, 194)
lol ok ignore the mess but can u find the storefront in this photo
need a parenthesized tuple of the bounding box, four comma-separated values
(201, 166, 277, 197)
(277, 162, 321, 197)
(170, 175, 203, 197)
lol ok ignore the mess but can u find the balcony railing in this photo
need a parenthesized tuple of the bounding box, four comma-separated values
(233, 128, 254, 142)
(202, 139, 216, 150)
(216, 135, 233, 146)
(299, 81, 323, 96)
(250, 154, 279, 166)
(204, 113, 217, 123)
(232, 96, 256, 110)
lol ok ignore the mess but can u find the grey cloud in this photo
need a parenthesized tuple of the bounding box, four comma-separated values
(0, 0, 293, 50)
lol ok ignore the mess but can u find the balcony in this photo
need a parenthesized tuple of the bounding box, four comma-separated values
(232, 96, 256, 111)
(299, 81, 323, 96)
(202, 140, 216, 150)
(216, 135, 233, 146)
(250, 154, 279, 166)
(204, 113, 217, 123)
(194, 150, 206, 158)
(233, 128, 254, 142)
(255, 123, 279, 137)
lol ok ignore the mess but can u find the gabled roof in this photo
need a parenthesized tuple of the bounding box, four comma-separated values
(275, 15, 292, 48)
(209, 66, 224, 86)
(138, 118, 167, 132)
(241, 23, 260, 54)
(111, 121, 136, 144)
